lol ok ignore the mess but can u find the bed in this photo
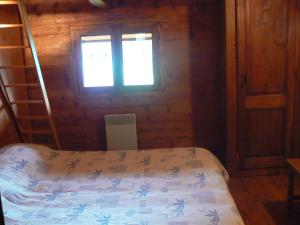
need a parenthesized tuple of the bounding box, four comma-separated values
(0, 144, 244, 225)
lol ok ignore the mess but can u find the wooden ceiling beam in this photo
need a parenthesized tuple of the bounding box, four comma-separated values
(24, 0, 209, 14)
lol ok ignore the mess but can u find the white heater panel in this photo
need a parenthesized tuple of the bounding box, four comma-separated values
(105, 114, 138, 151)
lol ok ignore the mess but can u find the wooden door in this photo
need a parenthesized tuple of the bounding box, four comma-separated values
(236, 0, 297, 169)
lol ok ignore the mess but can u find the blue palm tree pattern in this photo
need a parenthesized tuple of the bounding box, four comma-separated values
(107, 177, 122, 192)
(27, 175, 41, 189)
(205, 209, 220, 225)
(136, 182, 151, 198)
(141, 155, 151, 166)
(9, 159, 28, 173)
(44, 186, 64, 201)
(65, 158, 80, 169)
(0, 145, 243, 225)
(195, 172, 206, 188)
(89, 170, 102, 180)
(96, 214, 111, 225)
(169, 166, 180, 178)
(66, 204, 87, 222)
(167, 199, 187, 217)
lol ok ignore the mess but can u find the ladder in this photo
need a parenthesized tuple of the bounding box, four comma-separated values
(0, 0, 61, 149)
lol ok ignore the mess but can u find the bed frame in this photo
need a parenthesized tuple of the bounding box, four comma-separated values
(0, 193, 5, 225)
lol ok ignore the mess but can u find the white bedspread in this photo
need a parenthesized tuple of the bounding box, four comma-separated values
(0, 144, 244, 225)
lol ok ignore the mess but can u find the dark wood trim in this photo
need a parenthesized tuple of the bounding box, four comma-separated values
(293, 0, 300, 157)
(225, 0, 238, 175)
(243, 156, 286, 169)
(230, 167, 288, 177)
(285, 0, 298, 159)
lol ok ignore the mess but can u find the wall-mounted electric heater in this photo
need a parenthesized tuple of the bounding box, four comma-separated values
(105, 114, 138, 151)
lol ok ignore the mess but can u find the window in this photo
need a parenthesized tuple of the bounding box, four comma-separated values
(73, 25, 159, 93)
(81, 35, 114, 87)
(122, 33, 154, 86)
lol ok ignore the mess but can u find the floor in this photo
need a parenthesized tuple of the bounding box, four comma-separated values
(229, 175, 300, 225)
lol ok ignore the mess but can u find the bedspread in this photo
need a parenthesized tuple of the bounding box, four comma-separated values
(0, 144, 244, 225)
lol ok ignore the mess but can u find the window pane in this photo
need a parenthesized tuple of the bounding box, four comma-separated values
(122, 33, 154, 86)
(81, 35, 114, 87)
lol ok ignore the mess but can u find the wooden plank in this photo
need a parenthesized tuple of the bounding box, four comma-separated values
(21, 129, 52, 134)
(244, 156, 286, 169)
(230, 175, 300, 224)
(5, 83, 39, 87)
(10, 100, 43, 104)
(245, 95, 287, 109)
(0, 45, 29, 49)
(0, 65, 35, 69)
(17, 115, 48, 120)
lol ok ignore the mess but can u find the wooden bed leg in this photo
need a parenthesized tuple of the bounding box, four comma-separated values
(0, 193, 5, 225)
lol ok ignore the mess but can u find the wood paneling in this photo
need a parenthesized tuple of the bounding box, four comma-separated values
(0, 5, 29, 147)
(294, 0, 300, 157)
(25, 0, 226, 159)
(246, 110, 285, 158)
(246, 0, 287, 95)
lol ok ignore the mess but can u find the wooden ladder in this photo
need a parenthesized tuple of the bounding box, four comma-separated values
(0, 0, 61, 149)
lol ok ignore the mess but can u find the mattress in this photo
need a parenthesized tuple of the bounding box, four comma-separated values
(0, 144, 244, 225)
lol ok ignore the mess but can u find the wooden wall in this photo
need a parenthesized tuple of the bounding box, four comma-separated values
(26, 1, 226, 161)
(0, 99, 18, 147)
(0, 5, 28, 148)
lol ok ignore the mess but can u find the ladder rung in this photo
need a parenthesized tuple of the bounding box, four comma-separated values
(21, 129, 52, 135)
(0, 65, 35, 69)
(0, 24, 23, 29)
(11, 100, 44, 105)
(0, 46, 29, 50)
(17, 116, 48, 120)
(5, 83, 39, 87)
(0, 1, 18, 5)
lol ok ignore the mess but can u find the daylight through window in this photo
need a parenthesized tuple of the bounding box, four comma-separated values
(78, 27, 158, 92)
